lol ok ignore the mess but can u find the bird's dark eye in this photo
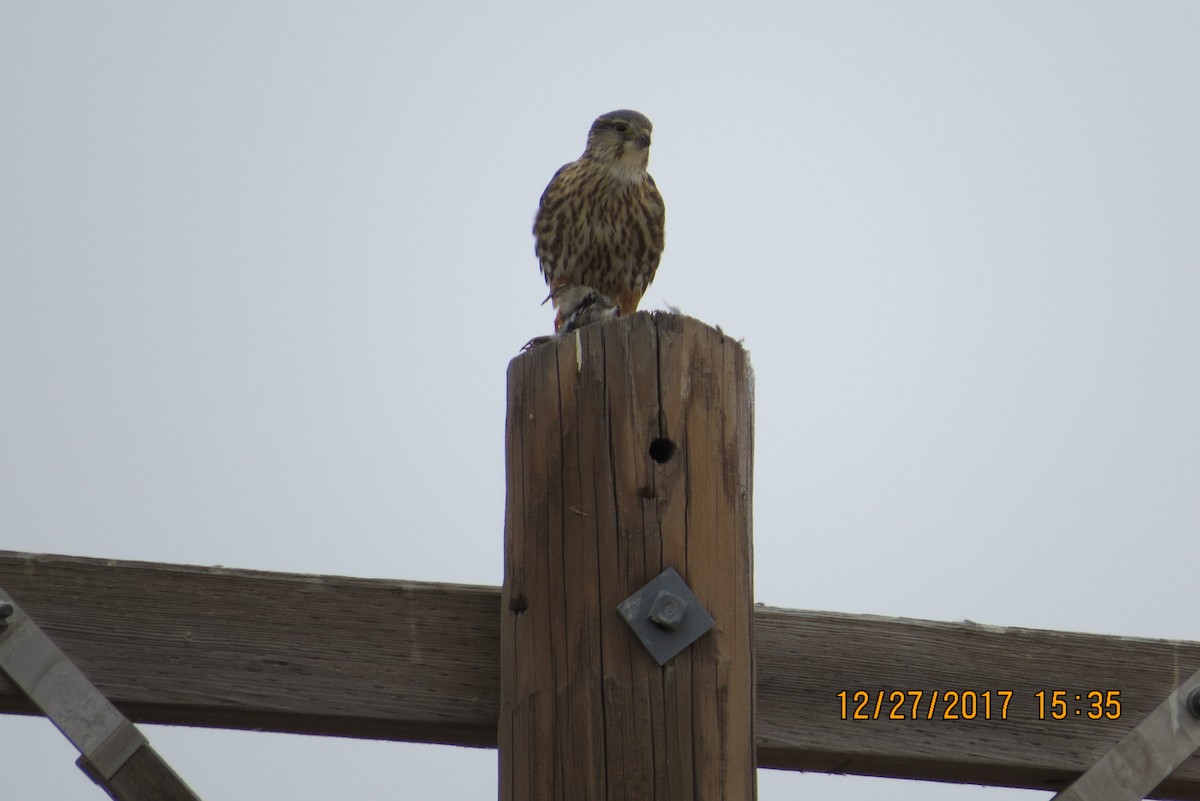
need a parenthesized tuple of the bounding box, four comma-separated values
(613, 122, 630, 133)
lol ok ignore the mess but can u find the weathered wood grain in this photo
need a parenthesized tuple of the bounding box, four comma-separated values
(755, 608, 1200, 798)
(3, 560, 1200, 796)
(500, 313, 756, 801)
(0, 552, 500, 748)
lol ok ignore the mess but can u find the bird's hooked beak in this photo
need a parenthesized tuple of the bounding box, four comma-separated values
(635, 131, 651, 149)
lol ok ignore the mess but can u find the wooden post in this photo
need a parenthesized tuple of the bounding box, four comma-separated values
(500, 312, 755, 801)
(78, 746, 201, 801)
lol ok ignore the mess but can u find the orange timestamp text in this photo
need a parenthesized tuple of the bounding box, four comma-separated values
(836, 689, 1123, 721)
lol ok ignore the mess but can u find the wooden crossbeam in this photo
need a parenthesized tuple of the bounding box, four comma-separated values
(2, 550, 1199, 798)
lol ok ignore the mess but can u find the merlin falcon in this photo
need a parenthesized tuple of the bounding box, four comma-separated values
(533, 110, 666, 332)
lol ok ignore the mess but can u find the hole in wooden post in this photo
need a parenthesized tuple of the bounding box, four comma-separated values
(649, 438, 676, 464)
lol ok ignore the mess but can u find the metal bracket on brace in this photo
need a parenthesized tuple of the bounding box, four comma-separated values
(1052, 667, 1200, 801)
(0, 589, 148, 780)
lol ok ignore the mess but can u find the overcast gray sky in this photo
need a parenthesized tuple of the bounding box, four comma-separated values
(3, 2, 1199, 799)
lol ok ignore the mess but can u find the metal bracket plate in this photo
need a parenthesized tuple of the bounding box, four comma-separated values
(617, 567, 714, 666)
(1052, 667, 1200, 801)
(0, 589, 147, 780)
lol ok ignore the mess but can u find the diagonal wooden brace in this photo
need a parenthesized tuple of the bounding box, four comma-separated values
(1053, 668, 1200, 801)
(0, 588, 200, 800)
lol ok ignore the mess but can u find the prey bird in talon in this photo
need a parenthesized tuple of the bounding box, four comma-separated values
(545, 284, 620, 333)
(521, 285, 621, 352)
(533, 109, 666, 333)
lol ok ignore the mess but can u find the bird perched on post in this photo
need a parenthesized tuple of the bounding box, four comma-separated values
(533, 109, 666, 333)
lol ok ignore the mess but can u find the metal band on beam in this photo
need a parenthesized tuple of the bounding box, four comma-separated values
(0, 591, 147, 780)
(1052, 668, 1200, 801)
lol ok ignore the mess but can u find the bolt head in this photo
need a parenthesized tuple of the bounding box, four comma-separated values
(648, 590, 687, 631)
(1187, 688, 1200, 720)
